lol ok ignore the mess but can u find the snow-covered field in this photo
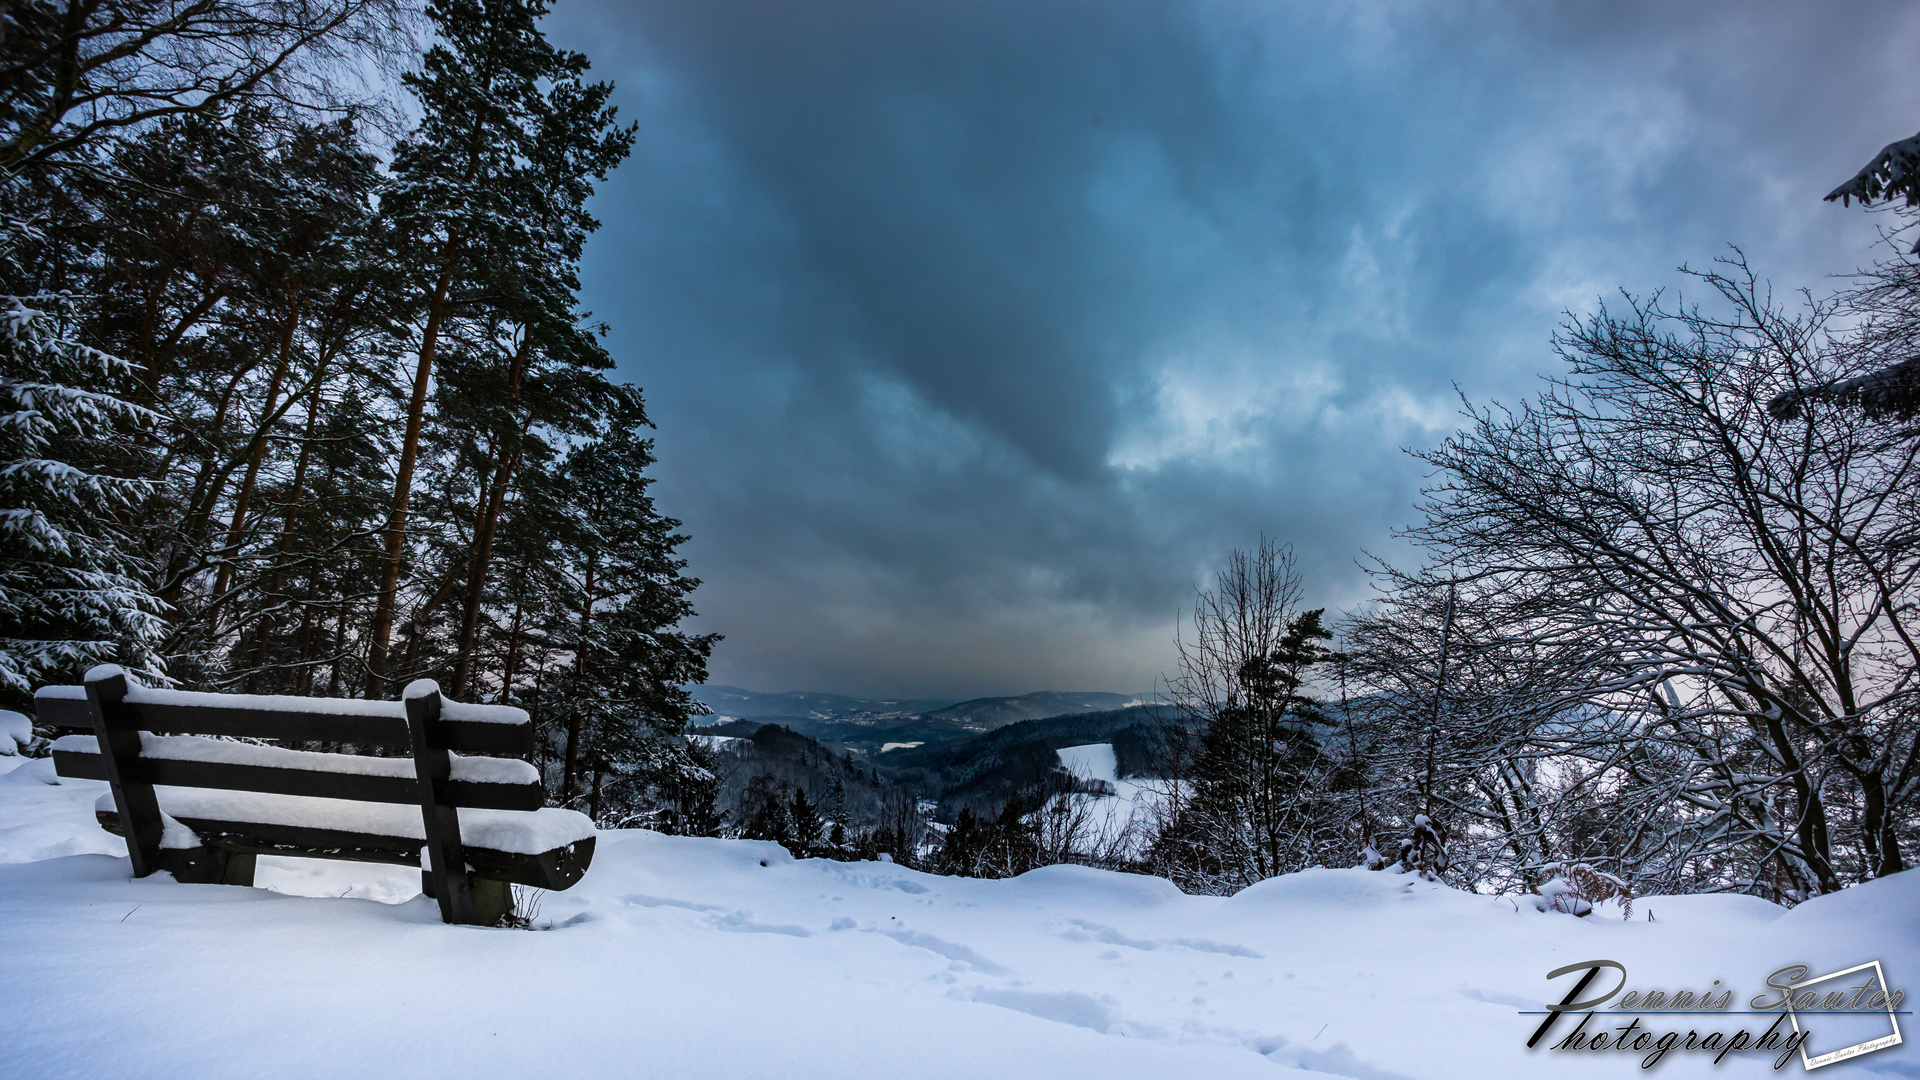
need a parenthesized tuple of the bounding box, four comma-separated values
(1057, 741, 1164, 847)
(2, 749, 1915, 1080)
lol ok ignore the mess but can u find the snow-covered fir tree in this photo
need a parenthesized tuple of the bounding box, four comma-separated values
(0, 215, 165, 696)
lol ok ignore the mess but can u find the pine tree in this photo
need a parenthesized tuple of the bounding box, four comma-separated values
(0, 0, 414, 701)
(366, 0, 634, 693)
(741, 774, 794, 847)
(825, 770, 848, 830)
(788, 786, 823, 857)
(69, 110, 398, 690)
(551, 388, 717, 804)
(0, 0, 720, 772)
(663, 737, 724, 837)
(0, 218, 166, 696)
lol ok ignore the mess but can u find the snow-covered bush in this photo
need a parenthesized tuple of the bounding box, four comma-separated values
(1527, 862, 1633, 918)
(1395, 815, 1449, 880)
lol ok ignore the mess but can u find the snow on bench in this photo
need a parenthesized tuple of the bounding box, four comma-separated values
(50, 732, 539, 785)
(36, 668, 593, 925)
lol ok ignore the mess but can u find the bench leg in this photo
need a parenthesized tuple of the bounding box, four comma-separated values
(156, 846, 254, 886)
(406, 687, 479, 924)
(87, 672, 164, 877)
(472, 878, 511, 926)
(222, 851, 257, 887)
(423, 871, 511, 925)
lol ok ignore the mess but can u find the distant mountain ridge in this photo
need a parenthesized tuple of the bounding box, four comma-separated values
(921, 692, 1148, 730)
(689, 686, 956, 721)
(688, 685, 1155, 754)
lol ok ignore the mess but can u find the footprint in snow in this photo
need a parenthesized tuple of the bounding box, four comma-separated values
(878, 927, 1009, 975)
(711, 910, 811, 937)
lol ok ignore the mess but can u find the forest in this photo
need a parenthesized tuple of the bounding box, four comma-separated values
(2, 0, 717, 826)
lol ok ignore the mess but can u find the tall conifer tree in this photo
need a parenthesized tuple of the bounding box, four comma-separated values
(367, 0, 633, 693)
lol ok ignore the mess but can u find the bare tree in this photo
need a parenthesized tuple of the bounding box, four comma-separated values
(1171, 540, 1305, 733)
(1344, 571, 1687, 895)
(1790, 231, 1920, 423)
(1385, 254, 1920, 903)
(1, 0, 413, 176)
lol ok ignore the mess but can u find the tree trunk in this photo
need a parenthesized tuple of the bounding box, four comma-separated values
(448, 332, 535, 698)
(159, 356, 266, 605)
(398, 570, 466, 679)
(1861, 769, 1905, 876)
(366, 250, 459, 694)
(563, 711, 584, 806)
(532, 662, 549, 794)
(244, 365, 332, 689)
(1759, 701, 1840, 895)
(501, 597, 525, 705)
(325, 604, 349, 699)
(210, 299, 303, 606)
(562, 556, 598, 803)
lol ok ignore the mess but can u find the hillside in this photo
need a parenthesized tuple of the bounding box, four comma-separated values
(696, 702, 1186, 825)
(879, 706, 1174, 815)
(695, 722, 908, 834)
(885, 704, 1178, 767)
(698, 714, 979, 754)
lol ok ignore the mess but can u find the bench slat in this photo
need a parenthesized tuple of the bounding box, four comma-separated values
(31, 695, 90, 731)
(34, 695, 531, 755)
(436, 717, 533, 756)
(93, 809, 593, 891)
(52, 749, 543, 811)
(133, 700, 406, 746)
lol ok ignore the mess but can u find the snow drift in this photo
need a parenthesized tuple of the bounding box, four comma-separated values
(0, 752, 1914, 1079)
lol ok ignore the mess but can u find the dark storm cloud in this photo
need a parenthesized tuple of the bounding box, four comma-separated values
(541, 0, 1920, 698)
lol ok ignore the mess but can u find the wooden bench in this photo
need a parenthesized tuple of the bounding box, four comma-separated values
(36, 667, 594, 926)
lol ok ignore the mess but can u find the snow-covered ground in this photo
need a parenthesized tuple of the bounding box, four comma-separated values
(2, 750, 1916, 1079)
(1057, 741, 1164, 848)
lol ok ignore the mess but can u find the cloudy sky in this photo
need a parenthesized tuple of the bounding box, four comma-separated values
(540, 0, 1920, 700)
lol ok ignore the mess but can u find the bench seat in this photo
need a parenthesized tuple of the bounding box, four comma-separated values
(89, 790, 594, 891)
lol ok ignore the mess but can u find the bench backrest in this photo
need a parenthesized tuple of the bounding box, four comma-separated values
(34, 685, 531, 753)
(36, 667, 541, 924)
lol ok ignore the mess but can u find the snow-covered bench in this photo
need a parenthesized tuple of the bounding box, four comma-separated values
(36, 668, 594, 925)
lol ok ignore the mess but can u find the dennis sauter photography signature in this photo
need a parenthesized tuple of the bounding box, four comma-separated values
(1523, 959, 1906, 1070)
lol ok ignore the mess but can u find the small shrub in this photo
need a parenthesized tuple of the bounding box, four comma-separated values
(1527, 862, 1632, 918)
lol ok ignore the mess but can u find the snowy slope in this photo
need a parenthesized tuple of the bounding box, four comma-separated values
(1057, 741, 1159, 807)
(1, 754, 1915, 1080)
(1056, 741, 1163, 854)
